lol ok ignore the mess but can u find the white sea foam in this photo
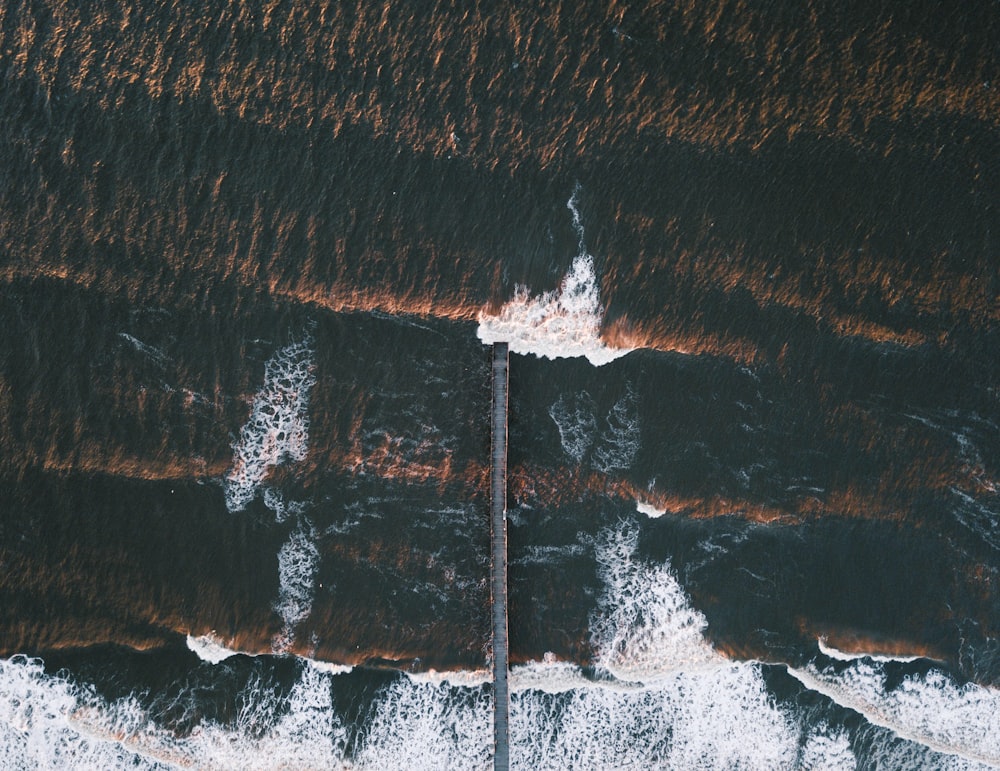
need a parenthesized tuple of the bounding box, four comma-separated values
(789, 660, 1000, 767)
(566, 184, 586, 247)
(1, 652, 814, 771)
(353, 677, 492, 770)
(549, 387, 640, 469)
(182, 665, 348, 769)
(273, 520, 320, 652)
(356, 663, 807, 771)
(262, 487, 308, 524)
(799, 725, 856, 770)
(225, 334, 316, 512)
(477, 191, 631, 366)
(548, 391, 597, 463)
(591, 387, 641, 472)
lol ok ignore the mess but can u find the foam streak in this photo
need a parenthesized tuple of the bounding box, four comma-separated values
(273, 520, 321, 652)
(225, 334, 316, 512)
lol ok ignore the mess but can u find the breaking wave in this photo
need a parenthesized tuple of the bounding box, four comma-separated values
(477, 254, 631, 366)
(186, 633, 243, 664)
(789, 659, 1000, 767)
(636, 500, 668, 518)
(186, 635, 354, 676)
(224, 333, 316, 512)
(817, 637, 923, 664)
(478, 191, 631, 366)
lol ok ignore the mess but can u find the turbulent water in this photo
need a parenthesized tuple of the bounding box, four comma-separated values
(1, 0, 999, 768)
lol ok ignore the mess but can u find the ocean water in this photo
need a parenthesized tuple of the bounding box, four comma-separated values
(1, 0, 999, 768)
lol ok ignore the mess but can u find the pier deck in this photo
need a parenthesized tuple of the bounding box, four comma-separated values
(490, 342, 510, 771)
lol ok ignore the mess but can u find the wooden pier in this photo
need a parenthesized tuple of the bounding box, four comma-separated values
(490, 342, 510, 771)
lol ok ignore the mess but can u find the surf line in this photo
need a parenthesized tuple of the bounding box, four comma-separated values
(490, 342, 510, 771)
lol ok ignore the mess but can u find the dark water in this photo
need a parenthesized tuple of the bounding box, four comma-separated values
(1, 0, 999, 768)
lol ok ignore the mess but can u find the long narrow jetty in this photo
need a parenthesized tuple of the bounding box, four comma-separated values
(490, 342, 510, 771)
